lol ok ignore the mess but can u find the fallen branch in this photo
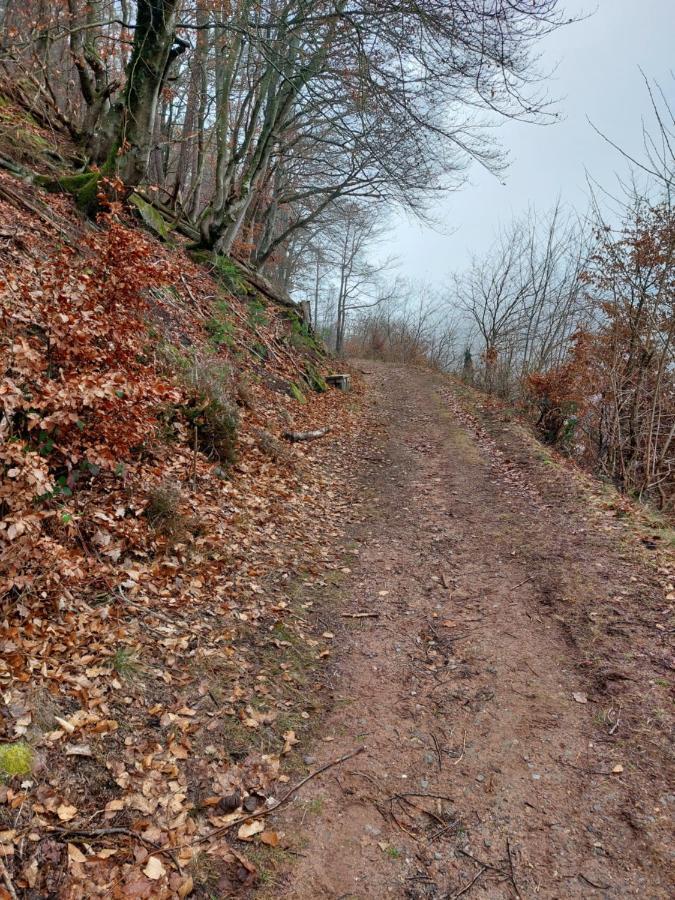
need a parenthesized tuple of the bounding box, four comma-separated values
(48, 826, 181, 870)
(430, 732, 443, 772)
(341, 611, 380, 619)
(0, 154, 30, 178)
(232, 258, 297, 311)
(191, 746, 365, 846)
(283, 426, 331, 443)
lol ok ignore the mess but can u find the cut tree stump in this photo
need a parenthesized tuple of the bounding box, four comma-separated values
(326, 374, 351, 391)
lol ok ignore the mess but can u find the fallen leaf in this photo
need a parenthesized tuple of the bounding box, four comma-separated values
(243, 706, 276, 727)
(177, 876, 194, 898)
(143, 856, 166, 880)
(612, 764, 624, 774)
(237, 820, 264, 840)
(67, 843, 87, 864)
(22, 856, 39, 888)
(57, 803, 78, 822)
(282, 730, 299, 754)
(260, 831, 280, 847)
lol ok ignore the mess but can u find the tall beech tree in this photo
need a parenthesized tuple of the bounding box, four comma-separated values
(107, 0, 186, 184)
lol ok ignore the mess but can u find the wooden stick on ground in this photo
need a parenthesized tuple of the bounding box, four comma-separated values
(341, 611, 380, 619)
(283, 426, 331, 442)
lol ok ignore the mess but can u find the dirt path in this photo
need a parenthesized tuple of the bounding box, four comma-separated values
(268, 363, 673, 899)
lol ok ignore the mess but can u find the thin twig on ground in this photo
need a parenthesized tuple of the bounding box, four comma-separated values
(48, 827, 182, 871)
(457, 847, 506, 874)
(453, 731, 467, 765)
(578, 873, 610, 890)
(507, 837, 524, 900)
(191, 746, 366, 846)
(0, 854, 18, 900)
(556, 756, 616, 776)
(431, 732, 443, 771)
(451, 865, 487, 898)
(392, 794, 447, 828)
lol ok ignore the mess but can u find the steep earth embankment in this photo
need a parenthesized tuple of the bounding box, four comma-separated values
(0, 106, 360, 898)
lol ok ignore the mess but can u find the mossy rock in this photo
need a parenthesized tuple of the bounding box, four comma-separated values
(302, 362, 327, 393)
(0, 742, 34, 780)
(39, 171, 102, 215)
(287, 314, 320, 353)
(289, 382, 306, 404)
(130, 194, 171, 241)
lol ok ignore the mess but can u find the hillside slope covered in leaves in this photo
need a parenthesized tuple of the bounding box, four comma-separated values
(0, 98, 359, 897)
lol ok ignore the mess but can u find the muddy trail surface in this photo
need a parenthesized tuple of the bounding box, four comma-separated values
(266, 363, 673, 899)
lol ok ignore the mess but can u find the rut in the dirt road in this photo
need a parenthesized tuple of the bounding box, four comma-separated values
(267, 363, 673, 900)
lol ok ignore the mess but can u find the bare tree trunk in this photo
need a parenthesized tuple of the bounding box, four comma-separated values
(107, 0, 186, 186)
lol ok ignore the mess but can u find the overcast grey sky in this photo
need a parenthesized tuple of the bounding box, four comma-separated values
(387, 0, 675, 286)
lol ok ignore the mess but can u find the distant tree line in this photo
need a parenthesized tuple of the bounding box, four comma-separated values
(350, 78, 675, 510)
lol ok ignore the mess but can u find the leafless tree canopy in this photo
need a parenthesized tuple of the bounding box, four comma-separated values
(0, 0, 568, 263)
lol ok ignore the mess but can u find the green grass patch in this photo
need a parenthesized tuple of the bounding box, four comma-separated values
(111, 647, 141, 679)
(206, 299, 236, 349)
(0, 742, 34, 780)
(247, 297, 268, 329)
(191, 252, 248, 297)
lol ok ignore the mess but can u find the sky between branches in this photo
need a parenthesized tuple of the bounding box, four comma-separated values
(387, 0, 675, 284)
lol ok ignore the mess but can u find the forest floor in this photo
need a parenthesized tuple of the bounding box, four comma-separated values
(259, 362, 674, 899)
